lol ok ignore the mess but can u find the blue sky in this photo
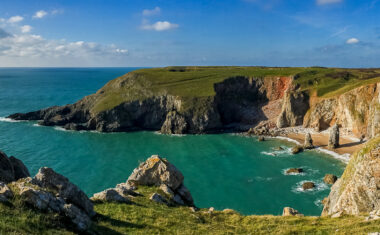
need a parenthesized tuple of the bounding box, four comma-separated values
(0, 0, 379, 67)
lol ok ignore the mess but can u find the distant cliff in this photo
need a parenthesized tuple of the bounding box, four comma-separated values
(8, 66, 380, 137)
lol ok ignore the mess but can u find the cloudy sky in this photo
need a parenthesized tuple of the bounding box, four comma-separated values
(0, 0, 379, 67)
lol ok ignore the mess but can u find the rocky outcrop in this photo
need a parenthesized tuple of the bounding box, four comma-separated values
(302, 182, 315, 190)
(127, 155, 194, 206)
(282, 207, 303, 216)
(0, 182, 13, 202)
(328, 124, 340, 149)
(322, 137, 380, 217)
(0, 151, 30, 183)
(91, 188, 131, 203)
(324, 174, 337, 185)
(304, 133, 314, 149)
(291, 145, 303, 154)
(285, 168, 303, 174)
(33, 167, 95, 217)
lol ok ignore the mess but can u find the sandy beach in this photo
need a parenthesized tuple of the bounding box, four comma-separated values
(285, 132, 365, 156)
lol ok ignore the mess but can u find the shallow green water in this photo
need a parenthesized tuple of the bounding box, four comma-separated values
(0, 68, 345, 215)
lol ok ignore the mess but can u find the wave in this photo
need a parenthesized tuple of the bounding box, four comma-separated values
(272, 136, 301, 145)
(315, 147, 350, 164)
(261, 151, 277, 156)
(0, 117, 21, 123)
(154, 131, 186, 137)
(314, 199, 324, 208)
(292, 180, 329, 194)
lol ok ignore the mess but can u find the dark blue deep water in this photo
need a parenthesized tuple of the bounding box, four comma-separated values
(0, 68, 344, 215)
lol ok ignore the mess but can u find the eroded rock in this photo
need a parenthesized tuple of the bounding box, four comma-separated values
(304, 133, 314, 149)
(291, 146, 303, 154)
(328, 124, 340, 149)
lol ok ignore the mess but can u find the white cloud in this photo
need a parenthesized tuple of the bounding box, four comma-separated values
(346, 38, 359, 44)
(33, 10, 48, 19)
(0, 33, 128, 59)
(8, 16, 24, 23)
(142, 7, 161, 16)
(317, 0, 343, 5)
(20, 25, 32, 33)
(142, 21, 179, 31)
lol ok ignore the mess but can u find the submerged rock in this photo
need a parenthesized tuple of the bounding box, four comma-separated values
(282, 207, 303, 216)
(304, 133, 314, 149)
(286, 168, 303, 175)
(323, 174, 337, 185)
(302, 182, 315, 190)
(328, 124, 340, 149)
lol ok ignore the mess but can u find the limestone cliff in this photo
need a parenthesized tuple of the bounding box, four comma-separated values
(304, 83, 380, 138)
(322, 137, 380, 216)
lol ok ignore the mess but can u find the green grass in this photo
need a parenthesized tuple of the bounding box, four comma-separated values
(1, 185, 379, 234)
(90, 66, 380, 113)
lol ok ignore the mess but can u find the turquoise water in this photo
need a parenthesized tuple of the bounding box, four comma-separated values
(0, 68, 345, 216)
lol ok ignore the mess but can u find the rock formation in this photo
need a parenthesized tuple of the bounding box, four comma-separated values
(126, 155, 194, 206)
(328, 124, 340, 149)
(322, 137, 380, 217)
(323, 174, 337, 185)
(0, 151, 30, 183)
(282, 207, 303, 216)
(302, 182, 315, 190)
(285, 168, 303, 174)
(304, 133, 314, 149)
(291, 145, 303, 154)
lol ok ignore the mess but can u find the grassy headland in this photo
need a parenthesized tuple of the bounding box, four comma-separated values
(92, 66, 380, 113)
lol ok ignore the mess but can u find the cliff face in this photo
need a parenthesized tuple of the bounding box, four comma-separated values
(9, 75, 293, 134)
(322, 137, 380, 216)
(304, 83, 380, 138)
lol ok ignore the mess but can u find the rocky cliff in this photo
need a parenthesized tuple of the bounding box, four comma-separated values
(322, 137, 380, 217)
(7, 67, 380, 137)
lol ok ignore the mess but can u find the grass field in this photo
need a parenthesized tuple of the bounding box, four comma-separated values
(91, 66, 380, 113)
(1, 185, 379, 234)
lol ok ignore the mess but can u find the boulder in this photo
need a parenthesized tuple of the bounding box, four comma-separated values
(258, 136, 265, 142)
(149, 193, 168, 205)
(285, 168, 303, 175)
(115, 183, 140, 197)
(291, 146, 303, 154)
(323, 174, 337, 185)
(328, 124, 340, 149)
(127, 155, 184, 190)
(91, 188, 131, 203)
(18, 185, 64, 212)
(62, 204, 92, 232)
(302, 182, 315, 190)
(0, 151, 15, 183)
(282, 207, 303, 216)
(0, 182, 13, 202)
(33, 167, 95, 217)
(304, 133, 314, 149)
(9, 156, 30, 180)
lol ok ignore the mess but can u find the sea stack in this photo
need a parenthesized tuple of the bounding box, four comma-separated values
(304, 133, 314, 149)
(328, 124, 339, 149)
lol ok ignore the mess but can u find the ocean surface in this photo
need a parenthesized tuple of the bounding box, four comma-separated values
(0, 68, 345, 216)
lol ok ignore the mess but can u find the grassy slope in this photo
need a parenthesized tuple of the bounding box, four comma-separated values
(1, 186, 379, 234)
(92, 66, 380, 113)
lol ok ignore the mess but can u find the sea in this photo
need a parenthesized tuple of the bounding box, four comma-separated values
(0, 67, 345, 216)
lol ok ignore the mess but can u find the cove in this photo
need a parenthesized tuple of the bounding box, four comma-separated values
(0, 68, 345, 215)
